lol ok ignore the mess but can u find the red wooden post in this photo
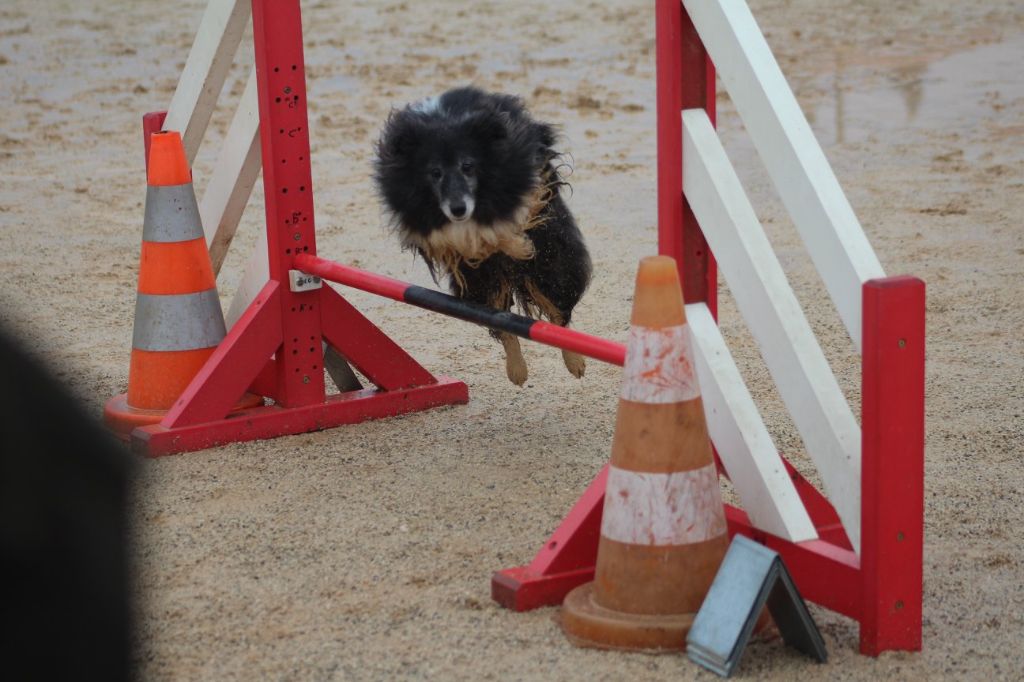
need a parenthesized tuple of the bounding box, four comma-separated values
(860, 276, 925, 654)
(251, 0, 326, 407)
(142, 111, 168, 171)
(657, 0, 717, 317)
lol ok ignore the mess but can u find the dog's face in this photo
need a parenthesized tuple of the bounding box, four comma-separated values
(425, 154, 478, 223)
(375, 106, 527, 234)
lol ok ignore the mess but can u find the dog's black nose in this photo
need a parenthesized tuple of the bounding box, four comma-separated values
(450, 202, 467, 218)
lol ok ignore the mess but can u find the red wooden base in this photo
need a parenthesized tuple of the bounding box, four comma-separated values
(131, 378, 467, 457)
(492, 466, 607, 611)
(490, 481, 859, 617)
(492, 566, 594, 613)
(125, 279, 470, 458)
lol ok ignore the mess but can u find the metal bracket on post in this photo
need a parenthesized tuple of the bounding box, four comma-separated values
(288, 270, 322, 292)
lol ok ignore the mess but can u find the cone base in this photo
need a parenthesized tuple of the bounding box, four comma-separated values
(561, 582, 695, 653)
(103, 392, 265, 442)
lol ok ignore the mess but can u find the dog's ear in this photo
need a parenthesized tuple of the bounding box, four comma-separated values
(535, 122, 557, 150)
(466, 109, 508, 144)
(380, 111, 424, 160)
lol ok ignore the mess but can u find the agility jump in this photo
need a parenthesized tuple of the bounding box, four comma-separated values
(293, 255, 626, 368)
(107, 0, 925, 658)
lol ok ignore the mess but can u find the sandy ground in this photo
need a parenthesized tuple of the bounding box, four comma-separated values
(2, 0, 1023, 679)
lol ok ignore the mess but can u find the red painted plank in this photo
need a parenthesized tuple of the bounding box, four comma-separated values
(727, 506, 862, 620)
(491, 466, 608, 611)
(249, 358, 279, 402)
(160, 282, 282, 429)
(779, 457, 853, 550)
(860, 276, 925, 654)
(133, 377, 468, 457)
(318, 286, 440, 390)
(492, 566, 595, 613)
(717, 451, 853, 550)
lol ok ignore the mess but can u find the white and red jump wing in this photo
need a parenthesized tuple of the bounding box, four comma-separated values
(620, 323, 700, 404)
(601, 463, 727, 546)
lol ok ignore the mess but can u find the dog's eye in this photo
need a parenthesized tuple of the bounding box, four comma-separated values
(460, 161, 475, 174)
(429, 167, 442, 180)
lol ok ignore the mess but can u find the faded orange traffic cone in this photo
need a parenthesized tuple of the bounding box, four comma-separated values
(561, 255, 729, 651)
(104, 131, 259, 440)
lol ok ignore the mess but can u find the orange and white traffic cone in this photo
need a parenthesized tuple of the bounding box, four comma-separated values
(104, 130, 259, 440)
(561, 255, 729, 651)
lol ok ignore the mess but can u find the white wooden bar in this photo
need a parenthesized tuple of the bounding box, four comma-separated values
(687, 302, 818, 543)
(164, 0, 251, 163)
(682, 0, 884, 350)
(201, 67, 261, 274)
(226, 230, 268, 327)
(682, 108, 862, 553)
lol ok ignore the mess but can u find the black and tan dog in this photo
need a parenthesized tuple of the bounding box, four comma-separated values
(374, 86, 592, 385)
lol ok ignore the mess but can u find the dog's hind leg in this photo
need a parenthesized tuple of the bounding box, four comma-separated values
(484, 280, 528, 386)
(523, 280, 586, 379)
(499, 333, 528, 386)
(561, 347, 586, 379)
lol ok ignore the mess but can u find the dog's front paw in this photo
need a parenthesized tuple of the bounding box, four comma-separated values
(562, 350, 586, 379)
(506, 354, 528, 386)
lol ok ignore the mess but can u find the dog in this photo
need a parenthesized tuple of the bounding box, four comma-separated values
(374, 86, 592, 386)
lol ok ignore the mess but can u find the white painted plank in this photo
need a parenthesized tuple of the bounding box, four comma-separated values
(687, 302, 818, 543)
(683, 0, 884, 350)
(225, 230, 268, 328)
(201, 67, 261, 274)
(164, 0, 251, 163)
(682, 108, 862, 553)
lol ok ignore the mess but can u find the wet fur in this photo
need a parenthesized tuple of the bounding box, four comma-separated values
(374, 86, 592, 384)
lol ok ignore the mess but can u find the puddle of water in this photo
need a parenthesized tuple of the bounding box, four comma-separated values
(808, 34, 1024, 155)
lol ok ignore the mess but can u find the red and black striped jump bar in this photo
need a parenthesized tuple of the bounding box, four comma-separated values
(294, 254, 626, 367)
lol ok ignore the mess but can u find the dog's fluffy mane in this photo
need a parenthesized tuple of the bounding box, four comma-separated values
(373, 87, 569, 286)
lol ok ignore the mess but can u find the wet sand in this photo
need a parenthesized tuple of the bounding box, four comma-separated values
(1, 0, 1022, 679)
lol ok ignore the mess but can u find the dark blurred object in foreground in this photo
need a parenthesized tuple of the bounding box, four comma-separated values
(0, 324, 133, 681)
